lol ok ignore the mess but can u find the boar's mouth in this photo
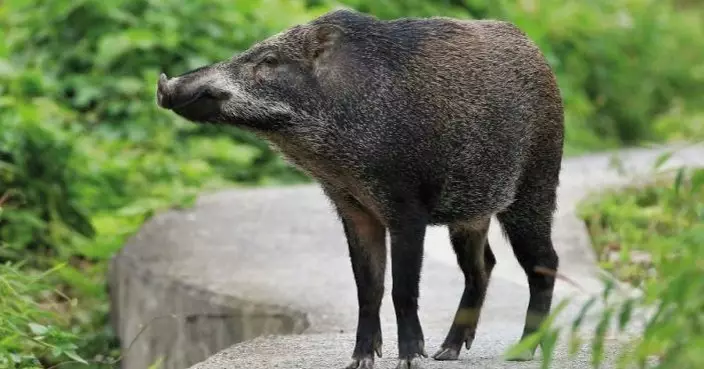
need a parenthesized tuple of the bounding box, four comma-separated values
(156, 73, 231, 122)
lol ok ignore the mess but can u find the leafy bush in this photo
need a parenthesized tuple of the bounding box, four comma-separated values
(2, 1, 319, 366)
(512, 158, 704, 369)
(580, 164, 704, 368)
(0, 261, 87, 368)
(580, 166, 704, 286)
(3, 0, 312, 185)
(0, 93, 94, 262)
(493, 0, 704, 151)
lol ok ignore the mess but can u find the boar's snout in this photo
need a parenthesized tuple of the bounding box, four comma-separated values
(156, 72, 230, 111)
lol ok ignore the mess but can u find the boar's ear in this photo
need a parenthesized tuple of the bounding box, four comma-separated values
(307, 23, 344, 62)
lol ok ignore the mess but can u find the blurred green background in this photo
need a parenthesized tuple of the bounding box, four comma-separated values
(0, 0, 702, 368)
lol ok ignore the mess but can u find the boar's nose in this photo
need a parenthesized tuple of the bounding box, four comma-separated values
(156, 72, 231, 110)
(156, 73, 172, 109)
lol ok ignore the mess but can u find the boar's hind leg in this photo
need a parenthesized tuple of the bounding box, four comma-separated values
(433, 217, 494, 361)
(497, 185, 559, 361)
(332, 197, 387, 369)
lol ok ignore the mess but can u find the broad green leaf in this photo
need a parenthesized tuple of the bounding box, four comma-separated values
(27, 323, 48, 336)
(64, 350, 89, 365)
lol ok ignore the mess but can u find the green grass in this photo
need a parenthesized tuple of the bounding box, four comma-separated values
(530, 158, 704, 369)
(0, 262, 92, 368)
(579, 163, 704, 287)
(506, 150, 704, 369)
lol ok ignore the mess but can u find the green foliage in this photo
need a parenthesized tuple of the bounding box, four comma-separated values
(579, 164, 704, 368)
(499, 0, 704, 150)
(1, 0, 316, 366)
(0, 262, 87, 368)
(0, 96, 94, 262)
(1, 0, 703, 366)
(1, 0, 318, 267)
(580, 165, 704, 286)
(511, 156, 704, 368)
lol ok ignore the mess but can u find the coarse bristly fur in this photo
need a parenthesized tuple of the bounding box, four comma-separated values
(156, 8, 564, 369)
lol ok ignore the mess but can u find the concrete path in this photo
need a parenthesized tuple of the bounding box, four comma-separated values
(109, 143, 704, 369)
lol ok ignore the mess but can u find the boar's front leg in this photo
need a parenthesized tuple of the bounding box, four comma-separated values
(332, 196, 387, 369)
(389, 213, 428, 369)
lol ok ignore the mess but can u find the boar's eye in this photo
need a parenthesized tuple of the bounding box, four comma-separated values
(253, 54, 281, 83)
(260, 55, 279, 68)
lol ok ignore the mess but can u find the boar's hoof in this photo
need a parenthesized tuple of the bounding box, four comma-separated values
(394, 357, 423, 369)
(346, 357, 374, 369)
(431, 347, 460, 361)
